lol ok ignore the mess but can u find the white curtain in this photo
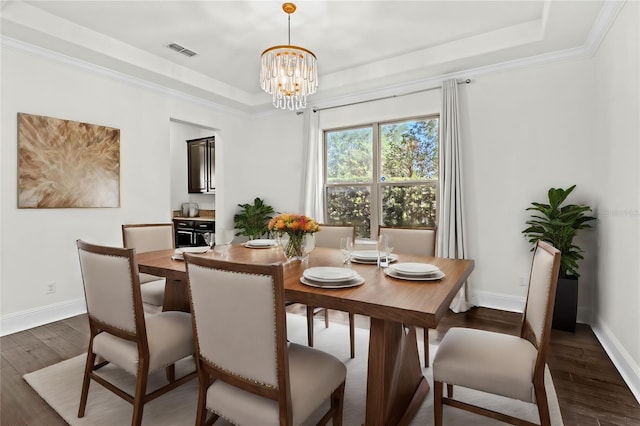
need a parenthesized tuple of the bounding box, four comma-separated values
(301, 110, 324, 221)
(439, 79, 472, 313)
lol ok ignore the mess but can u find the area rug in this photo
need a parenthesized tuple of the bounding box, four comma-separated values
(24, 314, 563, 425)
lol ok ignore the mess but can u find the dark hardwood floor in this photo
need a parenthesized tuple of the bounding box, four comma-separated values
(2, 307, 639, 425)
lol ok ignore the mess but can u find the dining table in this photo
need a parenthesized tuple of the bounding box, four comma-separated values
(136, 244, 474, 426)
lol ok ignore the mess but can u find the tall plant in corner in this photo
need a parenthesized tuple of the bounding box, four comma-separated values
(233, 197, 275, 240)
(522, 185, 596, 278)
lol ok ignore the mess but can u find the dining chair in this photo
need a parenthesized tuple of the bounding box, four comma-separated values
(184, 255, 347, 426)
(432, 240, 561, 426)
(76, 240, 196, 426)
(309, 224, 356, 358)
(378, 225, 437, 367)
(122, 223, 175, 312)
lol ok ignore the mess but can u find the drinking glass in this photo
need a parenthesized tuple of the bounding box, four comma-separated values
(340, 237, 354, 266)
(217, 229, 235, 257)
(377, 235, 394, 267)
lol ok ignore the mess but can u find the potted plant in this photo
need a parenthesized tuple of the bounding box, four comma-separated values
(522, 185, 596, 332)
(233, 197, 275, 241)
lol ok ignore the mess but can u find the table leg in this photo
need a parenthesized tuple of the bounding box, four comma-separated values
(162, 279, 190, 312)
(365, 318, 429, 425)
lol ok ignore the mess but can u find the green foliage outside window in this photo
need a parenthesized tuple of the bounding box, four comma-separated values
(325, 117, 439, 238)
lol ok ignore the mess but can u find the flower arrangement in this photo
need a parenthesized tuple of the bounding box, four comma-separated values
(268, 214, 319, 260)
(268, 213, 320, 235)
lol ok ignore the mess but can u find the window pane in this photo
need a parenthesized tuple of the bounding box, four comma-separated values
(380, 119, 438, 182)
(326, 186, 371, 238)
(326, 127, 373, 184)
(381, 184, 437, 227)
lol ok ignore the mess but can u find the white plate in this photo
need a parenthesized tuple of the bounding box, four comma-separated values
(175, 246, 209, 255)
(351, 250, 392, 261)
(351, 254, 398, 264)
(389, 262, 440, 276)
(303, 267, 357, 282)
(384, 268, 445, 281)
(244, 239, 277, 248)
(300, 275, 365, 289)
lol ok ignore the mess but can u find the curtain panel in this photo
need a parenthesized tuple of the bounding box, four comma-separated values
(439, 79, 472, 313)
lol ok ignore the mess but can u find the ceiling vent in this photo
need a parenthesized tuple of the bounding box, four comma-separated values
(167, 43, 197, 57)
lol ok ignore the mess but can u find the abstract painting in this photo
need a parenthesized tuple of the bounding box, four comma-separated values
(17, 113, 120, 208)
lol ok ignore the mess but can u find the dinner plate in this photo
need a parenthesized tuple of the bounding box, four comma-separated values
(351, 250, 392, 261)
(303, 267, 357, 282)
(175, 246, 209, 255)
(351, 254, 398, 264)
(389, 262, 440, 276)
(244, 239, 278, 248)
(383, 268, 445, 281)
(300, 275, 365, 289)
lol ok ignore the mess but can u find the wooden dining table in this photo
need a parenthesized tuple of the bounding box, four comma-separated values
(136, 244, 474, 426)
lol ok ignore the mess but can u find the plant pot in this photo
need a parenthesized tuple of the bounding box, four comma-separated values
(552, 276, 578, 332)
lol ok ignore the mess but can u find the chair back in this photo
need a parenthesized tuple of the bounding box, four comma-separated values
(76, 240, 142, 335)
(378, 226, 437, 256)
(521, 240, 561, 355)
(186, 256, 288, 393)
(122, 223, 175, 253)
(314, 224, 355, 249)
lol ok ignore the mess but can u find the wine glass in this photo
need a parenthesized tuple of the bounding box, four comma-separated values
(340, 237, 354, 266)
(217, 229, 234, 257)
(203, 232, 214, 249)
(377, 235, 394, 267)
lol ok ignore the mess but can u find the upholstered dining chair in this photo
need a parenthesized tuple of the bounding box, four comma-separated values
(307, 224, 357, 358)
(122, 223, 175, 312)
(76, 240, 196, 426)
(184, 255, 347, 426)
(378, 225, 437, 367)
(432, 240, 561, 426)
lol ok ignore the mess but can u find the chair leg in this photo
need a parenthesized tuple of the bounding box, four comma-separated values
(196, 368, 209, 426)
(348, 312, 355, 359)
(423, 327, 429, 368)
(77, 349, 96, 418)
(324, 308, 330, 328)
(434, 380, 444, 426)
(306, 305, 315, 347)
(534, 379, 551, 426)
(447, 384, 453, 398)
(166, 364, 176, 383)
(331, 381, 346, 426)
(131, 361, 149, 426)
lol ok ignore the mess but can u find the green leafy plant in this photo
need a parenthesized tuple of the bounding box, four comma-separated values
(523, 185, 596, 278)
(233, 197, 275, 240)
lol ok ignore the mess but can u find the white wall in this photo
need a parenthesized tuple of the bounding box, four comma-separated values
(169, 120, 216, 212)
(0, 43, 245, 332)
(461, 59, 597, 312)
(592, 0, 640, 398)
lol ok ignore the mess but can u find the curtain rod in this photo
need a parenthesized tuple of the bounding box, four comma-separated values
(310, 78, 471, 113)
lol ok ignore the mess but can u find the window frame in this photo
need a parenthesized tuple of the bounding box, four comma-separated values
(323, 114, 440, 239)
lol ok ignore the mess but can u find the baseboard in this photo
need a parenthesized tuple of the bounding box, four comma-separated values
(471, 290, 526, 313)
(1, 298, 87, 337)
(591, 317, 640, 404)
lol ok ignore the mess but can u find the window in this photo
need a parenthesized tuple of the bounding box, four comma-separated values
(324, 116, 439, 238)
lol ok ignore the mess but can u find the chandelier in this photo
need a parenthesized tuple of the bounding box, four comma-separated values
(260, 3, 317, 110)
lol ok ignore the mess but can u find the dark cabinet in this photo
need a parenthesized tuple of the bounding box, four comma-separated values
(187, 136, 215, 194)
(174, 219, 215, 247)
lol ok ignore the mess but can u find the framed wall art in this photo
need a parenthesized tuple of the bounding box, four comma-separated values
(17, 113, 120, 208)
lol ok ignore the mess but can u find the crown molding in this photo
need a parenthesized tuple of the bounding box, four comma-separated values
(1, 0, 625, 118)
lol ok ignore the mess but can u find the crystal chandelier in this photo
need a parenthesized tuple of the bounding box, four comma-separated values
(260, 3, 317, 111)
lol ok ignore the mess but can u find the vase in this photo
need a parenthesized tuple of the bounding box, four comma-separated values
(280, 233, 315, 262)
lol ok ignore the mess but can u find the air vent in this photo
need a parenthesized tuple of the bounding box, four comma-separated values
(167, 43, 197, 57)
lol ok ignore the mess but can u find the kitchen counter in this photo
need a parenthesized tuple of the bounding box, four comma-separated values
(172, 216, 215, 222)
